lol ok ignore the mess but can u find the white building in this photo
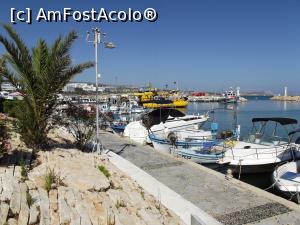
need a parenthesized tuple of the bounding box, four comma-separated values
(63, 82, 96, 92)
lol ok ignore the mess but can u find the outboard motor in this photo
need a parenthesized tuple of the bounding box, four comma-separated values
(167, 132, 177, 146)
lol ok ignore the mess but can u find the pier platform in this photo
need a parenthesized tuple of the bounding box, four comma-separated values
(100, 131, 300, 225)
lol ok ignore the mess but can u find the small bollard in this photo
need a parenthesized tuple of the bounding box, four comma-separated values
(225, 168, 233, 179)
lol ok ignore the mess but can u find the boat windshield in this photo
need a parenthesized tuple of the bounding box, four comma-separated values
(243, 120, 295, 145)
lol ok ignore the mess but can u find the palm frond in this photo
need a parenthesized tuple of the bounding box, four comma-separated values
(0, 24, 95, 149)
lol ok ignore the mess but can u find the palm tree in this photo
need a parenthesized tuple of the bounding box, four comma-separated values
(0, 24, 94, 149)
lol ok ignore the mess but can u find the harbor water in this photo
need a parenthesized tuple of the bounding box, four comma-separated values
(185, 97, 300, 200)
(186, 97, 300, 139)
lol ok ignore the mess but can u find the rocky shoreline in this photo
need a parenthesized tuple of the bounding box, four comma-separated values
(0, 126, 183, 225)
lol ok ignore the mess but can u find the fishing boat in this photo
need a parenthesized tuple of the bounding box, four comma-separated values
(149, 130, 225, 163)
(223, 88, 238, 104)
(149, 129, 213, 153)
(172, 146, 226, 164)
(218, 118, 300, 174)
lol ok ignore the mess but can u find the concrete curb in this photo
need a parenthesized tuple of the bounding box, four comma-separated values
(107, 151, 221, 225)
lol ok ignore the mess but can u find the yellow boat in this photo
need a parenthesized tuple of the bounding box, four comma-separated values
(134, 90, 188, 109)
(143, 99, 188, 109)
(134, 91, 155, 103)
(172, 99, 189, 108)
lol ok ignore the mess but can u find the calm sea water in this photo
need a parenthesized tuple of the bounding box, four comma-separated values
(184, 98, 300, 199)
(185, 98, 300, 139)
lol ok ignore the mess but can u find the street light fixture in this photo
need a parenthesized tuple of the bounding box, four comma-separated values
(86, 28, 115, 154)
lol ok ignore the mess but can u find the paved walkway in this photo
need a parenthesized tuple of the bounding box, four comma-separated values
(100, 131, 300, 225)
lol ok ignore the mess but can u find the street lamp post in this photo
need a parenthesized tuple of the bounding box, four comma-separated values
(87, 28, 115, 154)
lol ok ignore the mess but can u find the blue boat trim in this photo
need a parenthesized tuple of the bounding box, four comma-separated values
(149, 134, 217, 147)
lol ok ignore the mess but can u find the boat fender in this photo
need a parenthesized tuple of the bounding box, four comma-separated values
(211, 122, 219, 134)
(167, 132, 177, 146)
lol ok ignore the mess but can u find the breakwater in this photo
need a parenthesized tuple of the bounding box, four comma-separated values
(271, 96, 300, 101)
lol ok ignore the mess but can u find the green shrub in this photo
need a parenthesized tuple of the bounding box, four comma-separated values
(0, 120, 10, 156)
(3, 99, 23, 118)
(60, 102, 95, 151)
(98, 165, 111, 178)
(44, 168, 56, 193)
(0, 98, 4, 113)
(20, 158, 28, 180)
(115, 199, 126, 209)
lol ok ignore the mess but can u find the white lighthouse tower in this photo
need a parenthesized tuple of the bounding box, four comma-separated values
(236, 87, 240, 97)
(284, 86, 288, 97)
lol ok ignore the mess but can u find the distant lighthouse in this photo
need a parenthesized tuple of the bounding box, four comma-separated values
(236, 87, 240, 97)
(284, 86, 288, 97)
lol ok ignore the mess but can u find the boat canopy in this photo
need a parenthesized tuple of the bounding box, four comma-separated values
(252, 118, 298, 126)
(288, 129, 300, 136)
(141, 108, 185, 129)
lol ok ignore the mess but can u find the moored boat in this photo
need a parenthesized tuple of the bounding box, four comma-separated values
(124, 108, 209, 144)
(272, 129, 300, 200)
(218, 117, 300, 174)
(223, 88, 238, 104)
(149, 131, 225, 164)
(143, 98, 188, 109)
(273, 160, 300, 200)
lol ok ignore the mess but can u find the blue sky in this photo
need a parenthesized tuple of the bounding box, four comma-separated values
(0, 0, 299, 94)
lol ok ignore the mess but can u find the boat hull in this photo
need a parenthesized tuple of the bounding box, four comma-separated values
(272, 160, 300, 202)
(224, 162, 280, 174)
(219, 141, 300, 174)
(174, 149, 224, 164)
(150, 134, 222, 164)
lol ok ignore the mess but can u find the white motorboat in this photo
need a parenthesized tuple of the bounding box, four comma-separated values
(141, 108, 209, 137)
(273, 160, 300, 198)
(150, 114, 209, 136)
(124, 108, 209, 144)
(218, 117, 300, 174)
(272, 129, 300, 199)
